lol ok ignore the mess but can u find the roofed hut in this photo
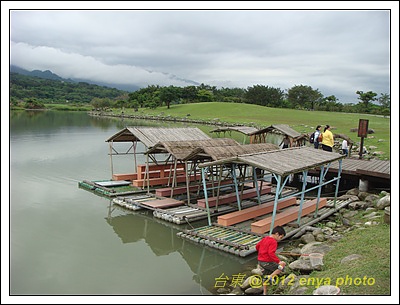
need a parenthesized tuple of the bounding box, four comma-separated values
(209, 126, 259, 144)
(248, 124, 308, 147)
(105, 127, 211, 184)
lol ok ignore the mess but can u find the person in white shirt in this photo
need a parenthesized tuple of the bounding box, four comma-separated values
(342, 139, 349, 157)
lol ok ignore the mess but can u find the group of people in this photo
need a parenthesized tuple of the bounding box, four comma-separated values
(279, 124, 349, 156)
(312, 124, 348, 156)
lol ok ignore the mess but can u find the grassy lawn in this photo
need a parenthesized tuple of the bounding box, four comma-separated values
(115, 102, 391, 159)
(301, 212, 391, 295)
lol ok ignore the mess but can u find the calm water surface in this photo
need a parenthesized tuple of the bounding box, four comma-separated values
(9, 111, 265, 298)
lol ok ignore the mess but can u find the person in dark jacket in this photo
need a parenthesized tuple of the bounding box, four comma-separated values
(313, 125, 321, 149)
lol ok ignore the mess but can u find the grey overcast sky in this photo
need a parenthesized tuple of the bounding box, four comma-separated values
(4, 2, 399, 104)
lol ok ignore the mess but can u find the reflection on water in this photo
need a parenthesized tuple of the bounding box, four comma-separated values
(9, 111, 259, 296)
(105, 202, 257, 294)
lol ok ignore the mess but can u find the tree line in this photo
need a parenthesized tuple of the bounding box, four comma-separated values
(10, 72, 390, 115)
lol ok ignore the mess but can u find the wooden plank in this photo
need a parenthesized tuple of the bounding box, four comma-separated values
(251, 198, 327, 234)
(137, 169, 185, 179)
(217, 196, 297, 226)
(112, 173, 138, 181)
(140, 198, 184, 208)
(197, 185, 272, 208)
(136, 163, 186, 171)
(155, 180, 233, 197)
(309, 159, 390, 181)
(132, 175, 200, 187)
(136, 163, 185, 177)
(95, 180, 131, 187)
(356, 169, 390, 179)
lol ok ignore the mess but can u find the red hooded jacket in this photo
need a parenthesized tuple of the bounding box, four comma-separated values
(256, 236, 280, 263)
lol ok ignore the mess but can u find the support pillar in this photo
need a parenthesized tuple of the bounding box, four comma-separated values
(359, 178, 369, 192)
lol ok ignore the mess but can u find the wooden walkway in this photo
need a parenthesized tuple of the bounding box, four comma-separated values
(311, 158, 390, 180)
(177, 197, 355, 257)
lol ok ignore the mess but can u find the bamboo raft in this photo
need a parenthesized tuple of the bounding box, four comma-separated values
(112, 194, 158, 211)
(78, 180, 149, 198)
(177, 197, 355, 257)
(153, 186, 297, 224)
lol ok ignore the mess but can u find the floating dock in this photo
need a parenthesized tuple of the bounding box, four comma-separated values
(152, 186, 297, 224)
(177, 197, 355, 257)
(78, 179, 148, 198)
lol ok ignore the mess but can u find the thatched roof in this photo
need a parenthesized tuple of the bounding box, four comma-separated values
(105, 127, 211, 148)
(249, 124, 302, 138)
(198, 146, 345, 176)
(183, 143, 279, 161)
(209, 126, 259, 135)
(210, 124, 308, 143)
(145, 138, 240, 160)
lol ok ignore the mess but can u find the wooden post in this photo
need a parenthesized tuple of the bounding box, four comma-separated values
(269, 174, 281, 235)
(297, 170, 308, 224)
(109, 141, 114, 178)
(133, 141, 137, 173)
(358, 119, 369, 159)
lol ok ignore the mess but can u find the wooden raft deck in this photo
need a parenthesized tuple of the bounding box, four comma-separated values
(177, 197, 355, 257)
(153, 186, 297, 224)
(113, 194, 158, 211)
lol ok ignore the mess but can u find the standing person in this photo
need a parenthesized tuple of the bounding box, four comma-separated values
(256, 226, 287, 295)
(279, 135, 291, 149)
(321, 125, 334, 152)
(313, 125, 321, 149)
(342, 139, 349, 157)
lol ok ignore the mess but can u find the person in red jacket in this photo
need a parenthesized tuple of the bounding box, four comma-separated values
(255, 226, 287, 295)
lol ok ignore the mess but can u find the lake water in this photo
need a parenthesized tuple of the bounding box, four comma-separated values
(8, 111, 273, 301)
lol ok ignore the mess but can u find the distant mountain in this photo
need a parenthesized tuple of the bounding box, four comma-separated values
(10, 65, 140, 92)
(10, 65, 74, 82)
(71, 77, 140, 92)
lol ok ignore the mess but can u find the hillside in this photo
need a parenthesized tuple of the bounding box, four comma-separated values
(10, 65, 141, 92)
(10, 72, 130, 104)
(111, 102, 390, 160)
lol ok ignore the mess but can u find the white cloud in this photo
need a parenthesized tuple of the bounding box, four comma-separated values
(5, 6, 396, 103)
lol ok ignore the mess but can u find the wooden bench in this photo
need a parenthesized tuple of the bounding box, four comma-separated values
(197, 185, 272, 208)
(132, 174, 200, 187)
(112, 173, 138, 181)
(251, 198, 327, 234)
(217, 196, 297, 226)
(113, 163, 186, 182)
(155, 180, 233, 197)
(113, 171, 178, 181)
(136, 163, 186, 179)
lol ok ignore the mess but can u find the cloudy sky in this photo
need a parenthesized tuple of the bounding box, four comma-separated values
(4, 2, 398, 103)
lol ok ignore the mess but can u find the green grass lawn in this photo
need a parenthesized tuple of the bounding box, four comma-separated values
(304, 213, 390, 295)
(116, 102, 391, 159)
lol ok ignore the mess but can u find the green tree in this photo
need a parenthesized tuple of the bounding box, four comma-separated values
(90, 97, 111, 109)
(215, 87, 246, 103)
(356, 90, 377, 112)
(287, 85, 323, 110)
(378, 93, 390, 110)
(244, 85, 284, 107)
(197, 89, 214, 103)
(181, 86, 198, 103)
(159, 86, 181, 109)
(24, 98, 45, 109)
(317, 95, 343, 112)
